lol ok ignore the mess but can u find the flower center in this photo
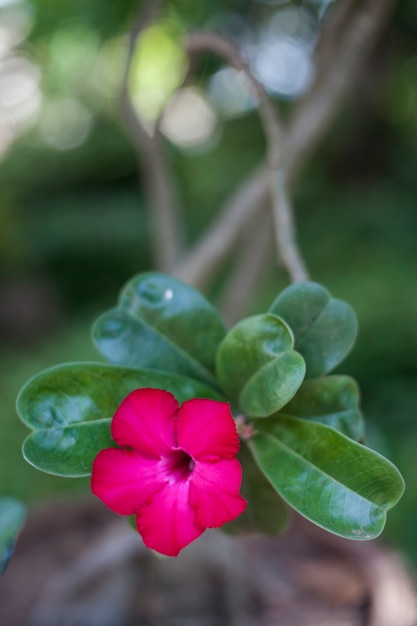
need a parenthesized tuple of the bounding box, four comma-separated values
(160, 449, 195, 482)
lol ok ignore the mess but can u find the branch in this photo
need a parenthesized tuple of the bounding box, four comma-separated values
(218, 212, 274, 326)
(270, 169, 309, 283)
(173, 0, 396, 289)
(176, 32, 309, 285)
(119, 0, 182, 271)
(311, 0, 359, 86)
(173, 166, 268, 289)
(186, 33, 285, 169)
(286, 0, 397, 179)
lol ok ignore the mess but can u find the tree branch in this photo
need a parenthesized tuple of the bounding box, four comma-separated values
(177, 32, 309, 285)
(173, 0, 396, 289)
(119, 0, 182, 271)
(286, 0, 397, 179)
(173, 166, 269, 289)
(270, 169, 309, 282)
(218, 212, 274, 326)
(186, 33, 285, 169)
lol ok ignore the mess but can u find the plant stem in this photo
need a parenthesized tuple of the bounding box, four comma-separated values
(173, 0, 395, 289)
(182, 32, 309, 284)
(119, 0, 183, 271)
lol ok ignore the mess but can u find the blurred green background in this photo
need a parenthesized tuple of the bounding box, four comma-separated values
(1, 0, 417, 563)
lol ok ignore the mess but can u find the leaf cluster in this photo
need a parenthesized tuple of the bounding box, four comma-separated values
(17, 273, 404, 540)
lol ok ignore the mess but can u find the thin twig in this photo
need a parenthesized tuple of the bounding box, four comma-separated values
(269, 170, 309, 282)
(186, 33, 285, 170)
(173, 0, 395, 289)
(119, 0, 182, 271)
(218, 212, 274, 326)
(173, 166, 269, 289)
(183, 32, 309, 284)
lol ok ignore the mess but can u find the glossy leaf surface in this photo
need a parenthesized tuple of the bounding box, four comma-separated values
(269, 282, 357, 378)
(93, 272, 226, 388)
(223, 443, 288, 535)
(216, 314, 305, 417)
(0, 498, 26, 576)
(280, 376, 364, 441)
(17, 362, 225, 477)
(249, 416, 404, 540)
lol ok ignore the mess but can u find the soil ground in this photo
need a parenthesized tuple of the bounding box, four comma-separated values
(1, 499, 416, 626)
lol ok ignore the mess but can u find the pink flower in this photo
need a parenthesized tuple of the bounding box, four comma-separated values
(91, 388, 246, 556)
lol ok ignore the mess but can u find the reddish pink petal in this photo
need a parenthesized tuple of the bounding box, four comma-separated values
(111, 388, 178, 457)
(176, 398, 240, 461)
(91, 448, 165, 515)
(136, 481, 204, 556)
(189, 459, 246, 528)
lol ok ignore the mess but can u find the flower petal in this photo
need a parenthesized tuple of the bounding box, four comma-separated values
(111, 388, 178, 457)
(176, 398, 240, 461)
(136, 481, 204, 556)
(91, 448, 165, 515)
(189, 459, 246, 528)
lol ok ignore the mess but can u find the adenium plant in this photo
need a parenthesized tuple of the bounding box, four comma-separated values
(13, 272, 404, 557)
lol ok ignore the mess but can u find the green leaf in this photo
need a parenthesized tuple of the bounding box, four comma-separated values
(216, 314, 306, 417)
(0, 498, 26, 576)
(93, 272, 226, 389)
(223, 443, 288, 535)
(17, 362, 226, 477)
(23, 421, 115, 477)
(279, 376, 364, 441)
(249, 416, 404, 540)
(269, 282, 358, 378)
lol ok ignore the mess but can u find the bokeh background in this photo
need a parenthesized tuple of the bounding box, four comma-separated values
(1, 0, 417, 565)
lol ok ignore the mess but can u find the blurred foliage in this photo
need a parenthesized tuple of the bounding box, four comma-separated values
(0, 319, 96, 503)
(29, 0, 140, 38)
(0, 0, 417, 561)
